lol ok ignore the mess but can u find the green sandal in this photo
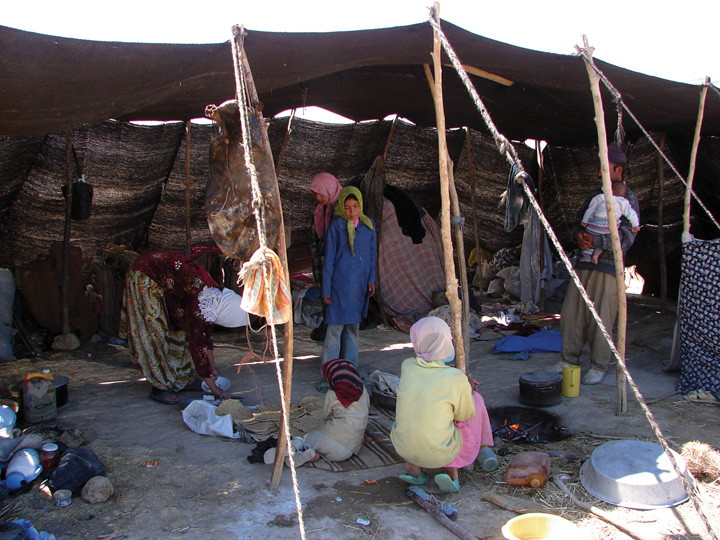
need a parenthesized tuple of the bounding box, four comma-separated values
(434, 473, 461, 493)
(316, 380, 330, 393)
(399, 471, 430, 485)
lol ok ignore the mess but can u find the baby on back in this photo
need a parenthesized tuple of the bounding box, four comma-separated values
(581, 181, 641, 264)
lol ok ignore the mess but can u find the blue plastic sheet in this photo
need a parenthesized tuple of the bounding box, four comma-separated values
(493, 329, 562, 354)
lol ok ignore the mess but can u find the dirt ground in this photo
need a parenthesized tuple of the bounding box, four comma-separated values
(1, 298, 719, 540)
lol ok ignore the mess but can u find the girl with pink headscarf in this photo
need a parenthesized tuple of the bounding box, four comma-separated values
(390, 317, 494, 493)
(308, 173, 343, 342)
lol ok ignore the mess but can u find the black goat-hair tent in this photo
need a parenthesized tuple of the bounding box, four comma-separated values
(2, 21, 720, 142)
(1, 21, 720, 299)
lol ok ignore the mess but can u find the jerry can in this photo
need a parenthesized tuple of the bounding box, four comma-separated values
(21, 370, 57, 423)
(506, 451, 551, 488)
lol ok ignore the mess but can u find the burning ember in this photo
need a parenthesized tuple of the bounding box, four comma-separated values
(488, 406, 571, 444)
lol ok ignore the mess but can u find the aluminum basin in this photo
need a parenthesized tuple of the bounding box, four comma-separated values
(580, 439, 693, 509)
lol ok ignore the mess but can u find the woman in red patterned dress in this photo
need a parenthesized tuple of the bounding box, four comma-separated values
(120, 251, 248, 404)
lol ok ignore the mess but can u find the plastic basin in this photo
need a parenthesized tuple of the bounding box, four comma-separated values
(501, 513, 577, 540)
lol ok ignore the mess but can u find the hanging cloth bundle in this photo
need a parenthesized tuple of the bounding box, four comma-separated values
(239, 247, 291, 325)
(61, 145, 93, 220)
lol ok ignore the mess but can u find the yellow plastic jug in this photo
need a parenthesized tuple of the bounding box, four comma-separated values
(561, 365, 581, 398)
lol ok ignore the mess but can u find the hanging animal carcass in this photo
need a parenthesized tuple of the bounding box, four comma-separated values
(205, 100, 282, 262)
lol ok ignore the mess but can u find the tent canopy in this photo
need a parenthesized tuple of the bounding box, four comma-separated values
(2, 21, 719, 144)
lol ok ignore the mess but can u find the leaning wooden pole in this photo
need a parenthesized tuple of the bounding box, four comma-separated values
(231, 28, 295, 489)
(61, 132, 73, 336)
(185, 121, 192, 258)
(580, 36, 628, 414)
(657, 133, 667, 314)
(429, 4, 466, 372)
(465, 128, 481, 270)
(683, 77, 709, 237)
(447, 161, 471, 361)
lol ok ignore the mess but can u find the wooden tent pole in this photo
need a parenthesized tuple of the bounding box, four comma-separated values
(382, 115, 398, 161)
(425, 70, 470, 361)
(61, 131, 73, 336)
(464, 128, 481, 270)
(683, 77, 710, 237)
(535, 140, 547, 311)
(428, 4, 466, 372)
(275, 109, 295, 171)
(447, 160, 471, 362)
(232, 28, 295, 489)
(579, 36, 628, 414)
(184, 121, 192, 258)
(657, 133, 667, 314)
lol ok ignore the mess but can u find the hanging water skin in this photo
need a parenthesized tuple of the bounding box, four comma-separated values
(205, 99, 282, 262)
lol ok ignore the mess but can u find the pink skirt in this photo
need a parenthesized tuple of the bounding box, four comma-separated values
(445, 392, 493, 469)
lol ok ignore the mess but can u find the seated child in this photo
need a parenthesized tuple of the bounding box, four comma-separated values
(390, 317, 494, 493)
(581, 181, 641, 264)
(265, 358, 370, 467)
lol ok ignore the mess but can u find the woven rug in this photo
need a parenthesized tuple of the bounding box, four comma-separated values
(305, 408, 402, 472)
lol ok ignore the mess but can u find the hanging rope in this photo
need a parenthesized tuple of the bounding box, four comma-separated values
(575, 48, 720, 233)
(230, 26, 307, 540)
(428, 14, 717, 540)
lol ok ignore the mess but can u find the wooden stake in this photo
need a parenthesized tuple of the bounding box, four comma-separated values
(231, 28, 295, 489)
(184, 121, 192, 258)
(683, 77, 710, 237)
(464, 128, 481, 272)
(407, 488, 477, 540)
(579, 36, 627, 414)
(426, 6, 466, 371)
(657, 133, 667, 314)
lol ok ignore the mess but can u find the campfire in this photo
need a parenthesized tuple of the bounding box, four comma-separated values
(488, 406, 571, 444)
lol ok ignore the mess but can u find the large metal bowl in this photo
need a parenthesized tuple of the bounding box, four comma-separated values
(369, 387, 396, 411)
(580, 439, 693, 509)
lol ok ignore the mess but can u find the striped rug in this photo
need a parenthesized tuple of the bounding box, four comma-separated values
(305, 408, 402, 472)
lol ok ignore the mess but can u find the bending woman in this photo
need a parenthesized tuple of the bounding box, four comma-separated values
(390, 317, 493, 493)
(120, 250, 248, 404)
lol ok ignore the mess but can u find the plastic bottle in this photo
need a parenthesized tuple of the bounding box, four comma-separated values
(478, 445, 499, 472)
(21, 370, 57, 423)
(505, 451, 551, 488)
(4, 448, 42, 491)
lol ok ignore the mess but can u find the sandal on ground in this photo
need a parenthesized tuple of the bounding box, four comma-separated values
(149, 388, 181, 405)
(398, 471, 430, 485)
(434, 473, 461, 493)
(316, 380, 330, 393)
(180, 378, 204, 392)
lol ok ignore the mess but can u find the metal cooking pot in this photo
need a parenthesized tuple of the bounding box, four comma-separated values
(518, 371, 562, 407)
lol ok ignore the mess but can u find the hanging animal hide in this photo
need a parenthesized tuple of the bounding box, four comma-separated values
(206, 100, 281, 262)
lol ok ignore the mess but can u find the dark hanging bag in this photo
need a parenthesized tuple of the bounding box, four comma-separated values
(61, 175, 93, 220)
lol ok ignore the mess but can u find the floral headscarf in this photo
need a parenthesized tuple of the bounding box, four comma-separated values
(335, 186, 374, 256)
(309, 172, 342, 238)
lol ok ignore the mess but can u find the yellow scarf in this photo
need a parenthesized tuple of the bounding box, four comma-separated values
(335, 186, 374, 256)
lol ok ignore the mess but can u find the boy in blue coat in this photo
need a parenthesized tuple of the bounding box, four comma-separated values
(318, 186, 377, 391)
